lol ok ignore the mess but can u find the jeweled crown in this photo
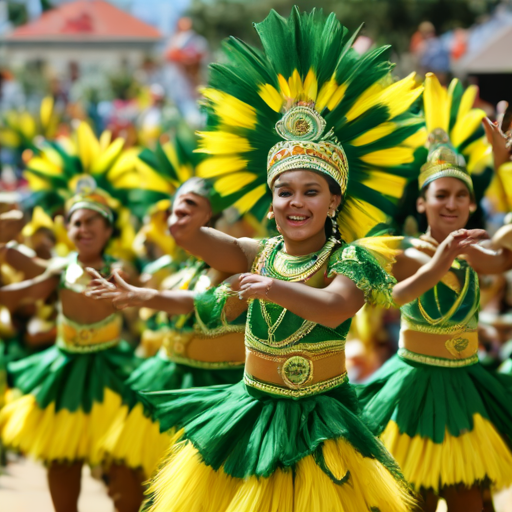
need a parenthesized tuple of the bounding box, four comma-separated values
(419, 128, 473, 193)
(267, 103, 348, 194)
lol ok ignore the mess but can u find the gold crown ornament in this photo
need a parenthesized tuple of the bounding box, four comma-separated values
(267, 103, 349, 194)
(418, 128, 473, 194)
(65, 176, 114, 224)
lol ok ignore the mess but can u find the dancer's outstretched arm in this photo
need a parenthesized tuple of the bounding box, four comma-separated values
(169, 204, 259, 274)
(86, 268, 196, 314)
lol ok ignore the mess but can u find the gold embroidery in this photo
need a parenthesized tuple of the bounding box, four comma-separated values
(281, 356, 313, 387)
(398, 348, 478, 368)
(244, 371, 347, 398)
(445, 337, 470, 358)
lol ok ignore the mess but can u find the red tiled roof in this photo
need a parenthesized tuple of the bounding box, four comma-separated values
(6, 0, 161, 40)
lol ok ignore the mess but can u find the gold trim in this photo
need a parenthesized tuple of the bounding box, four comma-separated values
(56, 336, 119, 353)
(244, 371, 348, 398)
(401, 315, 478, 335)
(398, 348, 478, 368)
(159, 349, 245, 370)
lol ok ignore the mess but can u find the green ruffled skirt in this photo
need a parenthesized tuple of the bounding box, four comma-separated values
(0, 342, 139, 465)
(358, 355, 512, 491)
(101, 350, 244, 477)
(142, 380, 415, 512)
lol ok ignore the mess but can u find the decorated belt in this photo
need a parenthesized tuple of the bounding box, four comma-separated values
(57, 313, 121, 353)
(400, 328, 478, 362)
(244, 347, 347, 398)
(161, 328, 245, 369)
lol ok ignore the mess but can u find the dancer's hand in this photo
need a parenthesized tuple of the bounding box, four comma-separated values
(431, 229, 488, 274)
(483, 117, 511, 169)
(238, 273, 274, 300)
(85, 268, 155, 310)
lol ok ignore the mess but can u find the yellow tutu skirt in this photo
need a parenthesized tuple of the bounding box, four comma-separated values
(1, 389, 125, 465)
(382, 414, 512, 492)
(101, 402, 173, 477)
(146, 439, 415, 512)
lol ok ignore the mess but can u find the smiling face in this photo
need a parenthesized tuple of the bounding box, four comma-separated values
(271, 169, 341, 253)
(67, 209, 113, 258)
(417, 177, 475, 241)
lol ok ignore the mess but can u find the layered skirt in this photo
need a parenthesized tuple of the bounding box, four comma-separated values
(142, 379, 415, 512)
(0, 315, 138, 466)
(358, 354, 512, 492)
(101, 349, 244, 477)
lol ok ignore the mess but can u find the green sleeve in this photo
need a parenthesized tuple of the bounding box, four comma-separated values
(194, 283, 246, 332)
(327, 244, 396, 307)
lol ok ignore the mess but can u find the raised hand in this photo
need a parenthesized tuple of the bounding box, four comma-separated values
(483, 117, 511, 170)
(431, 229, 488, 274)
(85, 268, 155, 310)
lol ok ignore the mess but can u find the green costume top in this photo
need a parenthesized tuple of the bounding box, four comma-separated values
(398, 235, 480, 367)
(159, 258, 246, 370)
(244, 235, 396, 399)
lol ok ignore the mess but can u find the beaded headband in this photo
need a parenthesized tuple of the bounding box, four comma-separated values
(66, 176, 114, 224)
(419, 128, 473, 193)
(267, 104, 348, 194)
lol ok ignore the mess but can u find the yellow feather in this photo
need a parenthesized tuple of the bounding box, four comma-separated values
(352, 122, 396, 146)
(108, 148, 141, 180)
(288, 69, 302, 100)
(362, 170, 407, 198)
(19, 111, 36, 139)
(455, 84, 478, 125)
(24, 171, 52, 191)
(450, 109, 486, 149)
(315, 78, 339, 111)
(402, 126, 428, 148)
(90, 138, 124, 174)
(161, 141, 180, 171)
(0, 129, 21, 147)
(277, 74, 291, 99)
(303, 69, 318, 101)
(424, 73, 449, 133)
(176, 162, 194, 185)
(214, 172, 257, 196)
(344, 82, 384, 122)
(196, 156, 248, 178)
(381, 415, 512, 492)
(338, 197, 388, 242)
(326, 82, 348, 112)
(360, 146, 415, 166)
(197, 132, 252, 155)
(232, 184, 266, 214)
(40, 96, 54, 130)
(203, 89, 257, 129)
(26, 155, 62, 176)
(465, 138, 492, 174)
(76, 122, 100, 172)
(258, 84, 283, 112)
(99, 131, 112, 151)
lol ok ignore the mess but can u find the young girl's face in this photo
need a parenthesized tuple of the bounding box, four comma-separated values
(417, 177, 475, 236)
(67, 209, 112, 258)
(272, 170, 340, 243)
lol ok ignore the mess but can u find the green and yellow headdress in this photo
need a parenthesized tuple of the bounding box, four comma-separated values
(419, 73, 491, 195)
(195, 7, 426, 241)
(65, 176, 115, 225)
